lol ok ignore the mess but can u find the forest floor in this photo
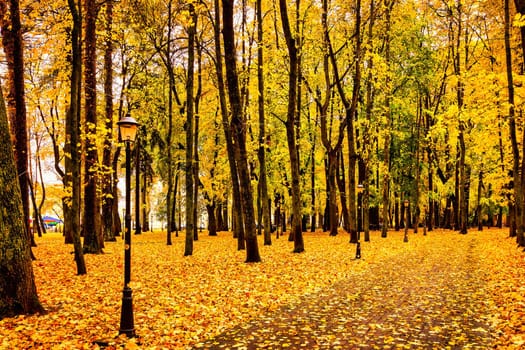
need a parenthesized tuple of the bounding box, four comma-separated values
(0, 228, 523, 349)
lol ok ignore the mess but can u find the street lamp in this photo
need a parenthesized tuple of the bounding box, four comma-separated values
(117, 115, 139, 338)
(356, 183, 364, 259)
(403, 199, 409, 243)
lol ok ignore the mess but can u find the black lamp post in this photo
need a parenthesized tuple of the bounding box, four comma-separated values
(117, 115, 139, 338)
(403, 199, 409, 243)
(356, 183, 364, 259)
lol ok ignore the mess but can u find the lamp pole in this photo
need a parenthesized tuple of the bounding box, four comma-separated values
(117, 116, 139, 338)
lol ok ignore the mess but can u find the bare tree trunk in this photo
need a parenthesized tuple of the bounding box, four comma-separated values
(0, 82, 44, 317)
(223, 0, 261, 261)
(102, 0, 116, 242)
(381, 0, 394, 239)
(257, 0, 272, 246)
(135, 140, 141, 235)
(0, 0, 32, 248)
(82, 0, 103, 253)
(213, 0, 244, 249)
(165, 0, 174, 246)
(337, 151, 350, 232)
(515, 0, 525, 246)
(279, 0, 304, 253)
(112, 147, 121, 238)
(66, 0, 86, 275)
(184, 2, 196, 256)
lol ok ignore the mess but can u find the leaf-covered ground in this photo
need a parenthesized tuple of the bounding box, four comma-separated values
(0, 228, 523, 349)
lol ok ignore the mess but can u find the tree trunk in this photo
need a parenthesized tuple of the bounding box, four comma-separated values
(184, 3, 196, 256)
(223, 0, 261, 261)
(477, 170, 483, 231)
(279, 0, 304, 253)
(66, 0, 86, 275)
(504, 0, 525, 246)
(207, 203, 217, 236)
(213, 0, 244, 247)
(112, 147, 122, 238)
(141, 166, 149, 232)
(256, 0, 272, 246)
(101, 0, 115, 242)
(0, 0, 32, 247)
(135, 140, 141, 235)
(326, 151, 338, 236)
(515, 0, 525, 246)
(82, 0, 103, 254)
(165, 0, 174, 246)
(0, 83, 44, 317)
(337, 151, 350, 232)
(381, 0, 394, 239)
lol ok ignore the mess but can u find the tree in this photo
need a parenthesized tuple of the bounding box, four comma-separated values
(184, 2, 196, 256)
(211, 0, 245, 249)
(0, 0, 33, 247)
(380, 0, 395, 238)
(222, 0, 261, 262)
(508, 0, 525, 246)
(82, 0, 103, 254)
(101, 0, 117, 242)
(256, 0, 272, 246)
(65, 0, 86, 275)
(0, 79, 44, 318)
(279, 0, 304, 253)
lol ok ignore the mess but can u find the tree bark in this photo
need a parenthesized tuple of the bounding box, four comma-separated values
(0, 82, 44, 318)
(66, 0, 86, 275)
(279, 0, 304, 253)
(0, 0, 32, 247)
(381, 0, 394, 239)
(513, 0, 525, 246)
(184, 2, 196, 256)
(102, 0, 116, 242)
(165, 0, 174, 246)
(257, 0, 272, 246)
(213, 0, 244, 249)
(82, 0, 103, 253)
(223, 0, 261, 261)
(135, 139, 141, 235)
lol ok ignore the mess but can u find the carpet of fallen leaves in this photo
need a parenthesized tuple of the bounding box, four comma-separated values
(0, 228, 523, 349)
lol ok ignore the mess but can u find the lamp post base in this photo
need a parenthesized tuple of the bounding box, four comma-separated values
(119, 287, 135, 338)
(355, 241, 361, 259)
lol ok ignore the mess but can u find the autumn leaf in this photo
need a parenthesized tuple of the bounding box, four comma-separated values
(0, 228, 523, 348)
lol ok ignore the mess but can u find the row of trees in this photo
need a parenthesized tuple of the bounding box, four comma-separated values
(4, 0, 525, 316)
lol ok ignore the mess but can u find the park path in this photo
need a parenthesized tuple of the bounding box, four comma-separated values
(193, 233, 497, 349)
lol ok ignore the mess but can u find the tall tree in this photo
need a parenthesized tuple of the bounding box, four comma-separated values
(212, 0, 245, 249)
(102, 0, 117, 242)
(222, 0, 261, 262)
(66, 0, 86, 275)
(166, 0, 174, 245)
(184, 2, 196, 256)
(0, 0, 32, 247)
(0, 81, 44, 318)
(380, 0, 395, 238)
(279, 0, 304, 253)
(317, 0, 345, 238)
(508, 0, 525, 246)
(82, 0, 103, 253)
(257, 0, 272, 246)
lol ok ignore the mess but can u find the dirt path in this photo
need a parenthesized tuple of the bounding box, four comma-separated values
(194, 233, 496, 349)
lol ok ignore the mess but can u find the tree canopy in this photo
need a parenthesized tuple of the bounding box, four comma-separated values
(1, 0, 525, 262)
